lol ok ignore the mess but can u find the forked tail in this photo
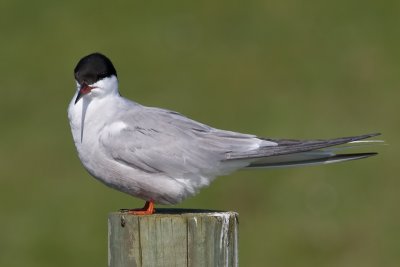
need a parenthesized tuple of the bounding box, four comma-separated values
(225, 133, 383, 168)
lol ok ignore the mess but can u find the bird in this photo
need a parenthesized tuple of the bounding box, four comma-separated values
(68, 52, 381, 215)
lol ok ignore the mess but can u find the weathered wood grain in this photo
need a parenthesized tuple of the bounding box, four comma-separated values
(108, 209, 238, 267)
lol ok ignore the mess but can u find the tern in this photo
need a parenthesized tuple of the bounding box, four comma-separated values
(68, 52, 381, 215)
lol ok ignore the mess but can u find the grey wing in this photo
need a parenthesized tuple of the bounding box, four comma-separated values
(99, 107, 270, 178)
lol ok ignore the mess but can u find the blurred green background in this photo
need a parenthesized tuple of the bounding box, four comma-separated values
(0, 0, 398, 266)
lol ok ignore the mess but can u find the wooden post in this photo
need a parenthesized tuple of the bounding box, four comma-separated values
(108, 209, 239, 267)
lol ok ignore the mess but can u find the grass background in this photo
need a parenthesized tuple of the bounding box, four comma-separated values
(0, 0, 398, 266)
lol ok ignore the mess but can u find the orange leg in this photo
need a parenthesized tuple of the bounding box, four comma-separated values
(127, 200, 155, 215)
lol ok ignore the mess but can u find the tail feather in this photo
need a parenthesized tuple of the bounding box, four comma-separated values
(224, 133, 382, 168)
(226, 133, 381, 160)
(247, 152, 377, 168)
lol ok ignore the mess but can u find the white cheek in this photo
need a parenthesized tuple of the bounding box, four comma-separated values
(92, 76, 119, 94)
(89, 88, 103, 98)
(90, 87, 105, 97)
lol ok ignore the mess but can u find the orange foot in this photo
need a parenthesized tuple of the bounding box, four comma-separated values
(127, 200, 155, 215)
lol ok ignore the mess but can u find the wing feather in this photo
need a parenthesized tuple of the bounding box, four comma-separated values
(99, 107, 265, 178)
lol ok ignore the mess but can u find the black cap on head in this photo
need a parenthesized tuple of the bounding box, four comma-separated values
(74, 53, 117, 85)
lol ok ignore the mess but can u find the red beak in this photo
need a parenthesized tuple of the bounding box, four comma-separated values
(75, 83, 93, 104)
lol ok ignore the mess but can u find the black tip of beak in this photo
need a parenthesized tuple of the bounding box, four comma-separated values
(74, 83, 89, 105)
(74, 91, 83, 104)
